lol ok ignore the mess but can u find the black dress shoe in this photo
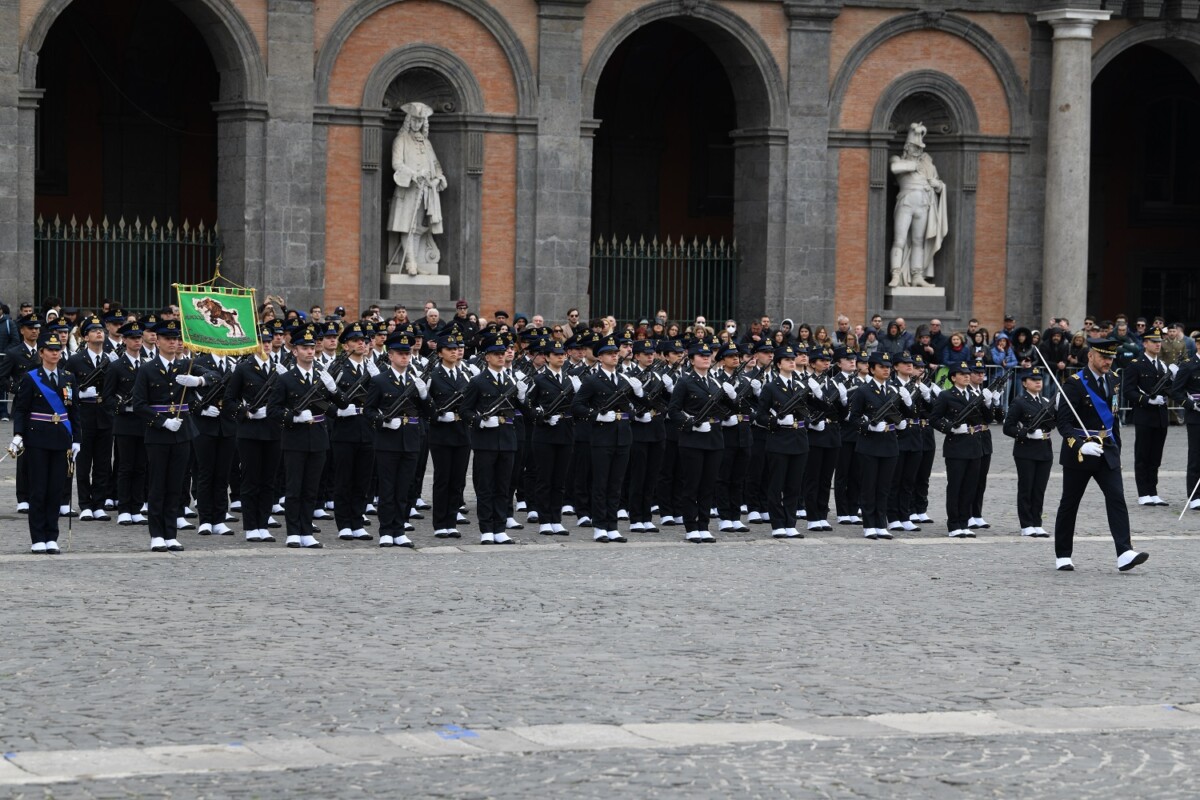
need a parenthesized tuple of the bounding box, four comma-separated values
(415, 500, 431, 510)
(642, 524, 659, 533)
(303, 542, 324, 549)
(448, 531, 461, 539)
(409, 511, 425, 519)
(1118, 551, 1150, 571)
(260, 534, 277, 543)
(964, 531, 977, 538)
(398, 540, 415, 548)
(166, 543, 185, 552)
(434, 531, 453, 538)
(609, 535, 627, 543)
(286, 541, 301, 548)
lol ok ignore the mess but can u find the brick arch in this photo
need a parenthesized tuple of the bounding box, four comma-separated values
(831, 11, 1027, 138)
(315, 0, 534, 116)
(582, 0, 787, 130)
(360, 44, 485, 112)
(21, 0, 266, 102)
(871, 70, 980, 134)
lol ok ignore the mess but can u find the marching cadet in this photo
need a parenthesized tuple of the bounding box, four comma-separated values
(909, 355, 937, 526)
(528, 337, 575, 535)
(103, 311, 125, 354)
(756, 343, 809, 539)
(9, 329, 79, 553)
(1122, 324, 1172, 506)
(574, 333, 641, 542)
(104, 320, 148, 525)
(270, 324, 344, 548)
(428, 333, 471, 538)
(743, 340, 773, 525)
(667, 340, 737, 543)
(886, 352, 924, 533)
(407, 327, 434, 523)
(131, 320, 217, 553)
(315, 319, 342, 519)
(654, 338, 686, 528)
(566, 334, 594, 526)
(625, 339, 665, 533)
(930, 360, 987, 537)
(831, 347, 862, 525)
(1171, 350, 1200, 511)
(714, 343, 752, 533)
(1003, 367, 1055, 537)
(225, 325, 287, 542)
(364, 330, 429, 548)
(849, 351, 916, 540)
(135, 314, 159, 361)
(803, 347, 843, 532)
(966, 359, 1005, 529)
(330, 322, 378, 542)
(191, 345, 238, 536)
(2, 315, 42, 513)
(1052, 337, 1148, 572)
(460, 331, 525, 544)
(65, 315, 113, 521)
(503, 337, 530, 530)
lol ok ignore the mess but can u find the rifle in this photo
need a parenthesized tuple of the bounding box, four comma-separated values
(477, 381, 518, 419)
(1022, 397, 1056, 434)
(195, 369, 233, 411)
(75, 357, 110, 392)
(245, 365, 283, 414)
(380, 376, 422, 421)
(766, 378, 818, 428)
(536, 375, 576, 420)
(677, 367, 741, 430)
(949, 368, 1013, 428)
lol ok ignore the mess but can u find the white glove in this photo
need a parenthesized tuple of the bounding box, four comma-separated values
(1080, 441, 1104, 457)
(8, 435, 23, 455)
(807, 377, 823, 398)
(201, 405, 221, 418)
(596, 410, 617, 423)
(982, 388, 996, 404)
(106, 351, 119, 362)
(480, 415, 501, 428)
(1148, 395, 1166, 406)
(548, 414, 561, 426)
(71, 443, 81, 457)
(751, 378, 763, 396)
(1027, 428, 1046, 440)
(777, 414, 795, 427)
(516, 379, 527, 402)
(635, 412, 652, 424)
(275, 363, 289, 376)
(662, 376, 675, 392)
(411, 375, 428, 400)
(930, 383, 943, 396)
(175, 374, 203, 387)
(810, 420, 826, 432)
(336, 404, 359, 417)
(569, 376, 582, 393)
(79, 386, 99, 400)
(465, 363, 481, 377)
(692, 421, 712, 433)
(992, 391, 1003, 407)
(319, 370, 338, 392)
(385, 417, 402, 430)
(918, 383, 931, 400)
(951, 423, 968, 434)
(366, 359, 380, 377)
(722, 382, 737, 401)
(721, 415, 739, 428)
(293, 409, 314, 424)
(898, 386, 913, 407)
(248, 406, 267, 420)
(897, 419, 908, 430)
(437, 412, 456, 423)
(1169, 363, 1179, 377)
(836, 383, 848, 404)
(868, 421, 887, 433)
(625, 375, 644, 397)
(162, 417, 183, 432)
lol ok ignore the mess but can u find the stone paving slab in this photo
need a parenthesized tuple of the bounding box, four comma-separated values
(623, 721, 828, 745)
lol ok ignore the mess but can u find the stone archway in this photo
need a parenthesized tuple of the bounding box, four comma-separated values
(14, 0, 267, 303)
(583, 0, 788, 322)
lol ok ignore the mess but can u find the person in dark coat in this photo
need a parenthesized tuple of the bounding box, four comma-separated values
(1003, 368, 1056, 536)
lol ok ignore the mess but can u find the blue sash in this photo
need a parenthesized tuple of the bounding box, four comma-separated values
(1076, 370, 1114, 434)
(28, 370, 74, 438)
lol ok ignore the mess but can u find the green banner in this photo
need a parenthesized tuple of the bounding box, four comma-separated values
(175, 284, 260, 355)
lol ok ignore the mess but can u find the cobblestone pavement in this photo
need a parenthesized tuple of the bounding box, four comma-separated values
(2, 425, 1199, 797)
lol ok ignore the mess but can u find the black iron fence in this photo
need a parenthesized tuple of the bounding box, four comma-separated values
(589, 235, 738, 323)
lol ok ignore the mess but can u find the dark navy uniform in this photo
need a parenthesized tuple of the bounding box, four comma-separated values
(427, 339, 471, 536)
(528, 343, 576, 534)
(1003, 370, 1055, 534)
(103, 324, 148, 523)
(11, 332, 79, 551)
(930, 361, 988, 536)
(625, 347, 667, 533)
(803, 351, 842, 532)
(364, 333, 429, 547)
(831, 354, 863, 524)
(714, 348, 753, 532)
(2, 316, 43, 510)
(65, 323, 113, 519)
(755, 346, 811, 537)
(330, 324, 377, 538)
(191, 351, 239, 533)
(225, 341, 283, 541)
(573, 335, 637, 541)
(1053, 337, 1146, 570)
(848, 352, 916, 538)
(1121, 330, 1171, 503)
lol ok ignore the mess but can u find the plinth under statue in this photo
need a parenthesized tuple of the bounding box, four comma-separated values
(387, 102, 447, 276)
(888, 121, 947, 288)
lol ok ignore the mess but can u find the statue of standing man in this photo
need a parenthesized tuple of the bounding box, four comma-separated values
(889, 122, 947, 288)
(387, 102, 448, 276)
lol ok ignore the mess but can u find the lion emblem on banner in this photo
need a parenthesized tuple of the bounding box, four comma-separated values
(193, 296, 245, 339)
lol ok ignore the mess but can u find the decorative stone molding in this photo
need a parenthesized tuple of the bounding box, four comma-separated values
(1035, 8, 1111, 40)
(1092, 20, 1200, 79)
(361, 44, 486, 114)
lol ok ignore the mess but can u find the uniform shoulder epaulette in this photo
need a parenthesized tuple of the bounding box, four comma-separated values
(1071, 373, 1080, 380)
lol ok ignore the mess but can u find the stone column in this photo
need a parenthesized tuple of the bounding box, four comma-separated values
(523, 0, 591, 319)
(0, 0, 26, 304)
(1037, 8, 1109, 330)
(781, 0, 840, 325)
(264, 0, 316, 308)
(214, 100, 268, 292)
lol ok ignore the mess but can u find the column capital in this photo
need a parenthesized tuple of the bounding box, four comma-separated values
(784, 0, 841, 30)
(537, 0, 590, 21)
(1035, 8, 1111, 39)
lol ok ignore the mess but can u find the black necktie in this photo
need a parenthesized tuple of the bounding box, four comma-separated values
(47, 372, 57, 390)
